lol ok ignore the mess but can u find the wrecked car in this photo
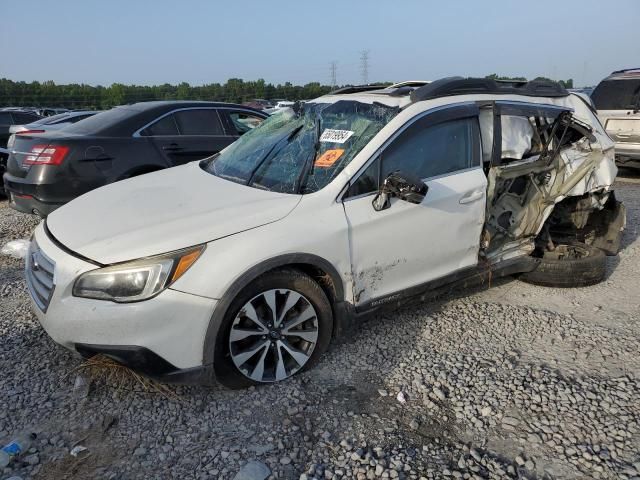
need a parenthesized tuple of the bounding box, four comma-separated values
(26, 77, 625, 388)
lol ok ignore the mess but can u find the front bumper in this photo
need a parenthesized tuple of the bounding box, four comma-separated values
(29, 224, 218, 376)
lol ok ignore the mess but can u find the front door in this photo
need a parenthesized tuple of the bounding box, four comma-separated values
(342, 105, 487, 306)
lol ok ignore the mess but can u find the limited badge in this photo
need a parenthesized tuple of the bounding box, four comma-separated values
(319, 129, 355, 144)
(314, 149, 344, 168)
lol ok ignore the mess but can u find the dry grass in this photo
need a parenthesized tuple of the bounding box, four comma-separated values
(69, 354, 182, 402)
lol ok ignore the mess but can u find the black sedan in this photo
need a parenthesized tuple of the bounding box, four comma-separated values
(3, 101, 267, 216)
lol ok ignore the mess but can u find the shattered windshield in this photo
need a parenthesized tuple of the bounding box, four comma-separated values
(203, 100, 399, 194)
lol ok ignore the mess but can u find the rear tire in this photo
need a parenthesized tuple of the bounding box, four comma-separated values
(519, 242, 607, 288)
(214, 268, 333, 389)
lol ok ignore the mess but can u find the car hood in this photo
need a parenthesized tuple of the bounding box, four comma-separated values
(46, 162, 302, 264)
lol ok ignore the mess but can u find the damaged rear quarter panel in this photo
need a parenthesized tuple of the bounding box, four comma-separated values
(483, 96, 618, 259)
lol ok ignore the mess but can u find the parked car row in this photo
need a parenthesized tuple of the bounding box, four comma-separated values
(3, 101, 267, 216)
(0, 109, 43, 192)
(7, 110, 100, 148)
(16, 76, 625, 388)
(242, 98, 296, 112)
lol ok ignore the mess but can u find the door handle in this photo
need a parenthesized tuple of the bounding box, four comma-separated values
(162, 143, 183, 152)
(459, 190, 484, 204)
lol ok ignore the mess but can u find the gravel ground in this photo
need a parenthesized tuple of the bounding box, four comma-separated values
(0, 179, 639, 480)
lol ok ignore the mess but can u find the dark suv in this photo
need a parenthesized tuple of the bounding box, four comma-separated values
(592, 68, 640, 169)
(3, 101, 267, 216)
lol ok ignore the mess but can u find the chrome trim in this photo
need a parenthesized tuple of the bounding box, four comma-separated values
(338, 102, 479, 202)
(132, 107, 266, 138)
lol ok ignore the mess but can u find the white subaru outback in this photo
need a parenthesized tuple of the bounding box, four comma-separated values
(27, 77, 625, 388)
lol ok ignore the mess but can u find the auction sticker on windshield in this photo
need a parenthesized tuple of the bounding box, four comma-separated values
(315, 149, 344, 168)
(319, 129, 354, 144)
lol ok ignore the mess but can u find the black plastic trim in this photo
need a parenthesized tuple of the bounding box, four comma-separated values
(75, 343, 210, 385)
(494, 101, 571, 118)
(410, 77, 569, 103)
(355, 256, 539, 314)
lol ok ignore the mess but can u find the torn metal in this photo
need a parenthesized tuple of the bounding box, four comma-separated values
(481, 95, 621, 262)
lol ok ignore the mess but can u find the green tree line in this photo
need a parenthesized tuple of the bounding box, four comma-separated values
(0, 75, 575, 110)
(0, 78, 336, 109)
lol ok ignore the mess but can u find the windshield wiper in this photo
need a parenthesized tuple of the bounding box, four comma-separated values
(287, 124, 304, 141)
(202, 152, 221, 170)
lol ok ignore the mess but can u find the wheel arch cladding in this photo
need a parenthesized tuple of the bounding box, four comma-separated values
(201, 253, 345, 368)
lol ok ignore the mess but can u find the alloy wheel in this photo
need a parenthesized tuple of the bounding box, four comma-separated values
(228, 289, 319, 382)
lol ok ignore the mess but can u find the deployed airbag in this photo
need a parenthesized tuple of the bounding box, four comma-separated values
(479, 112, 534, 161)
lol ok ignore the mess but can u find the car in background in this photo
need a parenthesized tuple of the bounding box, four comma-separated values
(1, 109, 42, 195)
(592, 68, 640, 169)
(242, 99, 273, 110)
(7, 111, 101, 149)
(264, 101, 295, 114)
(34, 108, 70, 117)
(1, 109, 42, 147)
(1, 107, 41, 114)
(3, 101, 267, 216)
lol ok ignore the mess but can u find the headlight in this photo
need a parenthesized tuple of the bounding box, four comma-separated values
(73, 245, 204, 302)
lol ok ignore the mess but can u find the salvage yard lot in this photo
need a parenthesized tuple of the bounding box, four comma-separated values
(0, 179, 639, 480)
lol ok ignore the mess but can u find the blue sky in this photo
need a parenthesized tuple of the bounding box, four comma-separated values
(1, 0, 638, 87)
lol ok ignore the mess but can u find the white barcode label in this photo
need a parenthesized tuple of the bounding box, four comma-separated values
(319, 129, 355, 144)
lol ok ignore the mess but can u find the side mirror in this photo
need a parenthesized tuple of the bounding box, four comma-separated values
(372, 171, 428, 212)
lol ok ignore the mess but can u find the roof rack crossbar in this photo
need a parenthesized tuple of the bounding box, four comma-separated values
(409, 77, 569, 103)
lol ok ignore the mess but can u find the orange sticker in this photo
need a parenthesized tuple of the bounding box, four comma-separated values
(314, 149, 344, 168)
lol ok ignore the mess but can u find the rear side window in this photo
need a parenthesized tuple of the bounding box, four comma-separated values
(592, 79, 640, 110)
(13, 113, 40, 124)
(64, 107, 138, 135)
(381, 117, 476, 180)
(0, 112, 11, 124)
(68, 114, 95, 123)
(141, 114, 179, 136)
(174, 109, 224, 135)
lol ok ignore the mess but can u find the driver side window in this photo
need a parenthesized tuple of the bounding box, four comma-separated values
(346, 115, 477, 198)
(381, 117, 475, 180)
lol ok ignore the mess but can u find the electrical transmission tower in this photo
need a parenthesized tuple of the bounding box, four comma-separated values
(330, 61, 337, 87)
(360, 50, 370, 84)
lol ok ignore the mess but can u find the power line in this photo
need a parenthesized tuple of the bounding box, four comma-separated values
(329, 61, 337, 88)
(360, 50, 370, 85)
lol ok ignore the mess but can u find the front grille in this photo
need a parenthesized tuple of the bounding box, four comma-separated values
(26, 240, 55, 312)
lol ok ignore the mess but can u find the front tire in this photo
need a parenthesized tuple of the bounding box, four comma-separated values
(214, 269, 333, 388)
(519, 242, 607, 288)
